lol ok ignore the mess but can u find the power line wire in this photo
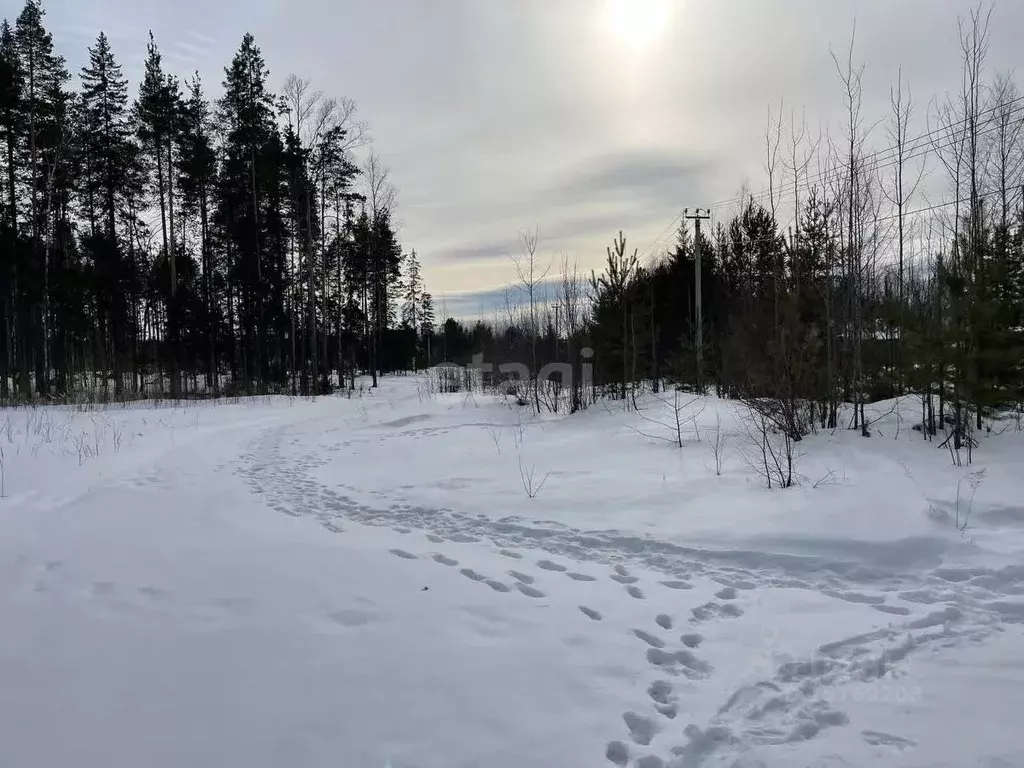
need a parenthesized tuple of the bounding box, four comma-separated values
(710, 95, 1024, 213)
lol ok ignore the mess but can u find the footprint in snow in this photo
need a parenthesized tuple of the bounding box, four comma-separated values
(715, 586, 738, 600)
(537, 560, 567, 572)
(656, 614, 673, 630)
(660, 580, 693, 590)
(611, 573, 639, 585)
(432, 554, 459, 567)
(822, 588, 886, 605)
(449, 534, 480, 544)
(508, 571, 535, 585)
(605, 740, 629, 766)
(460, 568, 487, 582)
(566, 572, 597, 582)
(648, 679, 674, 705)
(874, 604, 911, 616)
(623, 711, 659, 746)
(516, 584, 546, 599)
(486, 579, 511, 593)
(499, 549, 523, 560)
(713, 575, 755, 588)
(680, 633, 704, 648)
(614, 565, 629, 576)
(633, 629, 666, 648)
(691, 601, 743, 622)
(862, 730, 918, 749)
(580, 606, 603, 621)
(647, 648, 712, 678)
(426, 534, 445, 544)
(626, 585, 645, 600)
(389, 549, 418, 560)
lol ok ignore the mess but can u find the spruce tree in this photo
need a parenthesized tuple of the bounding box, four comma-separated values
(402, 249, 422, 331)
(419, 291, 435, 366)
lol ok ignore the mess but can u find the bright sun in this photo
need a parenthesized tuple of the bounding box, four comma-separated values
(604, 0, 672, 49)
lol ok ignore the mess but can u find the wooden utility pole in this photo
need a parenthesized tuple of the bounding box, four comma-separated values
(685, 208, 711, 389)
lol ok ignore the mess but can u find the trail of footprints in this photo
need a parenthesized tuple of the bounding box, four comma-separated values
(388, 542, 751, 766)
(395, 543, 682, 604)
(606, 579, 751, 766)
(408, 547, 554, 599)
(253, 438, 988, 765)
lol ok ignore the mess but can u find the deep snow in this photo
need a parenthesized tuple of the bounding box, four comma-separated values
(1, 378, 1022, 767)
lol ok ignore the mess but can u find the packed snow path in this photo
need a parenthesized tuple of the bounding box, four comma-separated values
(2, 378, 1023, 767)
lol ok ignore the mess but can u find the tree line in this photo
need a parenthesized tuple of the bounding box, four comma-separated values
(0, 0, 437, 402)
(434, 5, 1023, 463)
(3, 0, 1020, 452)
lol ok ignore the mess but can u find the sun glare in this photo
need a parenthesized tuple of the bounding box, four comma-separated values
(604, 0, 672, 50)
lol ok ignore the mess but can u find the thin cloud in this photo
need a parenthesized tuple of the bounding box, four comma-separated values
(550, 148, 716, 207)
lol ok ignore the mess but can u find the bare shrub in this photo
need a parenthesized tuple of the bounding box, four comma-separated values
(509, 406, 527, 450)
(810, 468, 847, 488)
(72, 431, 95, 466)
(956, 469, 986, 534)
(737, 403, 797, 489)
(483, 423, 502, 455)
(519, 455, 551, 499)
(708, 411, 727, 476)
(631, 389, 704, 449)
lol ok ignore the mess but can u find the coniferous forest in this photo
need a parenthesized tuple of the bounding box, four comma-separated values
(1, 0, 1022, 466)
(0, 0, 428, 401)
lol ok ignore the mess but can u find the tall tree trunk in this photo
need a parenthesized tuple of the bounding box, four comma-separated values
(306, 186, 317, 395)
(167, 137, 180, 398)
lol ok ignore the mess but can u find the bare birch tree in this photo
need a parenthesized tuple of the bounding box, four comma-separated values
(885, 66, 925, 388)
(510, 228, 552, 413)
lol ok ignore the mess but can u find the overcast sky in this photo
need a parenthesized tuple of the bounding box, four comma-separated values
(7, 0, 1024, 317)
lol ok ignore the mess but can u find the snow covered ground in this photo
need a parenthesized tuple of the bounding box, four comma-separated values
(1, 377, 1023, 768)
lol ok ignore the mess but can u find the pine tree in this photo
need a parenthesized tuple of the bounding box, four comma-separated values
(177, 73, 218, 391)
(0, 20, 19, 233)
(14, 0, 71, 396)
(343, 206, 372, 375)
(217, 33, 278, 393)
(0, 19, 21, 399)
(136, 32, 184, 396)
(78, 32, 133, 393)
(79, 32, 128, 239)
(282, 118, 317, 393)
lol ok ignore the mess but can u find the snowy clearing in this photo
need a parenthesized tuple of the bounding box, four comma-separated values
(1, 377, 1023, 768)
